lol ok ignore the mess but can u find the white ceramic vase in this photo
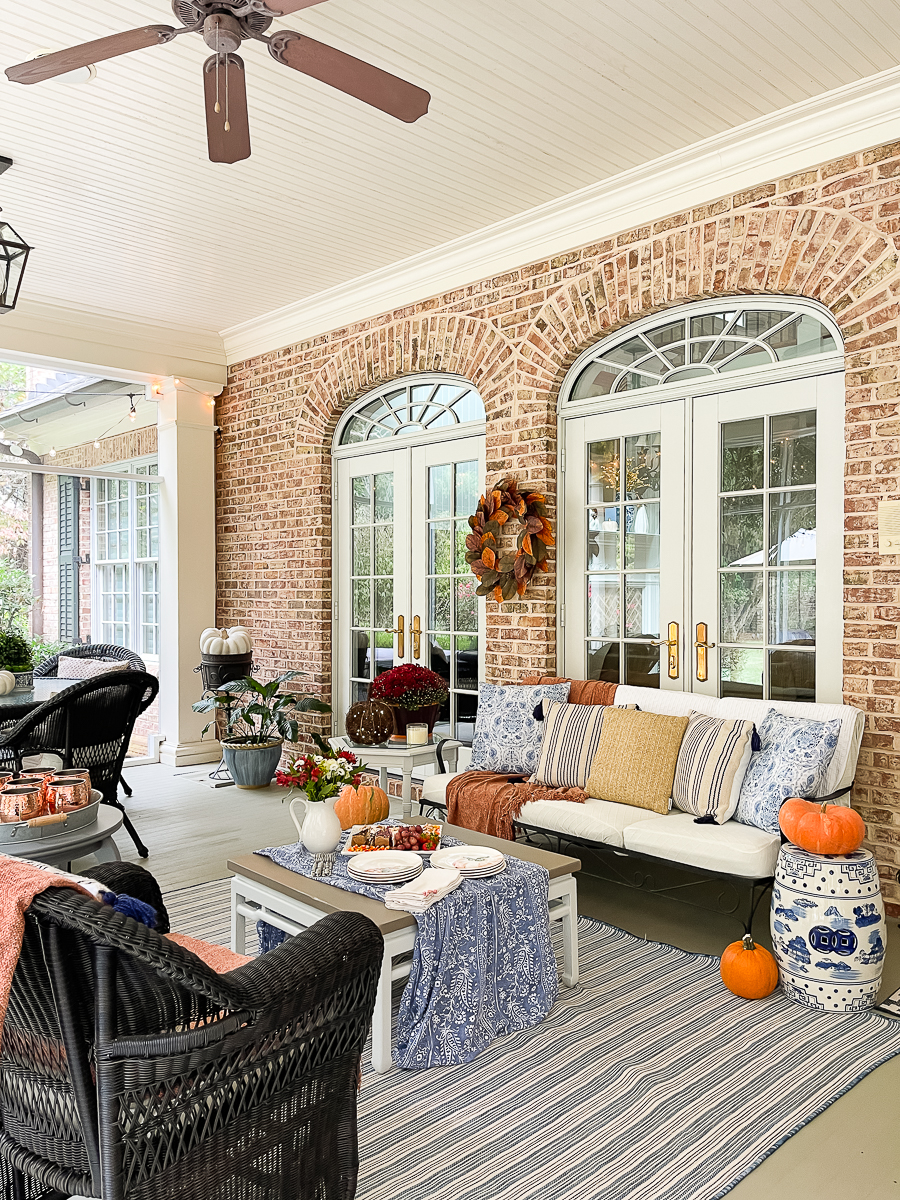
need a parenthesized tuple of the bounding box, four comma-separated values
(290, 794, 343, 854)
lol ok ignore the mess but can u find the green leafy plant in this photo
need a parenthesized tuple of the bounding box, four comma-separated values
(192, 671, 330, 745)
(0, 560, 35, 632)
(0, 630, 34, 671)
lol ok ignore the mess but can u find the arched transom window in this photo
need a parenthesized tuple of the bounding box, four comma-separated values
(338, 378, 485, 445)
(569, 303, 839, 402)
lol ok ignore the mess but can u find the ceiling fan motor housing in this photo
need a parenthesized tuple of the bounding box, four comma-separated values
(203, 13, 243, 53)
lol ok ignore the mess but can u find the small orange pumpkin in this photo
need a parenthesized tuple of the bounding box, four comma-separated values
(778, 797, 865, 855)
(720, 934, 779, 999)
(334, 783, 390, 830)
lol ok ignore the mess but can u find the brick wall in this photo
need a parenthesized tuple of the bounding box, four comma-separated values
(38, 427, 160, 743)
(218, 139, 900, 914)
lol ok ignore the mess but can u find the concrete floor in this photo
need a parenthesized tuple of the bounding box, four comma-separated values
(87, 762, 900, 1200)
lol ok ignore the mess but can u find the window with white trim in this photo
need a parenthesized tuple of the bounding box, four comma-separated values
(93, 462, 159, 655)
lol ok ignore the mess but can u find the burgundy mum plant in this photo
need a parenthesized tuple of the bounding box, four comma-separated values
(370, 663, 448, 710)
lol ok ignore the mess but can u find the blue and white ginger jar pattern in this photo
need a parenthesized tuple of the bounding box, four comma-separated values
(467, 682, 571, 775)
(771, 845, 886, 1012)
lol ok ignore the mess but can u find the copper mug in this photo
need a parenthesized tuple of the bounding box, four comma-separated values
(49, 774, 91, 811)
(0, 785, 42, 823)
(0, 772, 14, 789)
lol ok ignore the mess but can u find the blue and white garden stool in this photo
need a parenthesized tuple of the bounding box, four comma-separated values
(770, 844, 886, 1012)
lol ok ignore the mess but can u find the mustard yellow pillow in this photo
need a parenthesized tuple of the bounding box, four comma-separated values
(586, 708, 689, 814)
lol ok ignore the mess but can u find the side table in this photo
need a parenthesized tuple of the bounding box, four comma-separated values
(0, 806, 123, 869)
(329, 736, 460, 820)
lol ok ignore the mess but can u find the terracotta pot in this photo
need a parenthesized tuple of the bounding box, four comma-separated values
(388, 703, 440, 740)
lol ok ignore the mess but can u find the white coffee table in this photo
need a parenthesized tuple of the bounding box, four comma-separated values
(0, 805, 123, 868)
(329, 736, 461, 820)
(228, 824, 580, 1073)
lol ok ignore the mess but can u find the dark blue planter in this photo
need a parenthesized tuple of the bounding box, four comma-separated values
(222, 739, 282, 789)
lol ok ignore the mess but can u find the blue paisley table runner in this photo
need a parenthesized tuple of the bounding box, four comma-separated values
(255, 829, 559, 1070)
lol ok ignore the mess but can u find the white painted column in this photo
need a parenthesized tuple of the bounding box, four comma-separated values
(157, 375, 223, 766)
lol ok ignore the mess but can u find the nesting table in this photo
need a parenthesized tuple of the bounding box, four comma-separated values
(0, 806, 123, 868)
(328, 735, 461, 821)
(228, 823, 580, 1073)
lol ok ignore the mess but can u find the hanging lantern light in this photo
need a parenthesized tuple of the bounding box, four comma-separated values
(0, 212, 32, 314)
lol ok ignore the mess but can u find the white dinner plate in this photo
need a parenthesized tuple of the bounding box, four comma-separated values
(347, 850, 424, 878)
(431, 846, 506, 873)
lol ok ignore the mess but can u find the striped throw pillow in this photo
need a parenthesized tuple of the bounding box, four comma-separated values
(530, 701, 608, 789)
(672, 712, 755, 824)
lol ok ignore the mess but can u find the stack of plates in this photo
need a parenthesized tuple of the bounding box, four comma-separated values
(430, 846, 507, 879)
(347, 850, 424, 885)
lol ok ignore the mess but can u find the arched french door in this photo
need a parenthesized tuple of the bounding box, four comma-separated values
(333, 374, 486, 741)
(559, 297, 845, 703)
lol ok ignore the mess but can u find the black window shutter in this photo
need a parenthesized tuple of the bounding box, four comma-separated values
(58, 475, 79, 643)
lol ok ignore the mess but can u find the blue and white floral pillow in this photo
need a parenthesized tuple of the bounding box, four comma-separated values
(736, 709, 842, 835)
(467, 683, 571, 775)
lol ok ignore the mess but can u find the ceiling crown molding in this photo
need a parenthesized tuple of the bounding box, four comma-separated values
(221, 64, 900, 364)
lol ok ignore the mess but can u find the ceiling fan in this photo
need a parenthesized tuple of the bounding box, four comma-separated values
(4, 0, 431, 163)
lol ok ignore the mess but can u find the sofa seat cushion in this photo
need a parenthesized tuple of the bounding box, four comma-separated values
(516, 796, 663, 849)
(420, 772, 456, 808)
(623, 811, 782, 878)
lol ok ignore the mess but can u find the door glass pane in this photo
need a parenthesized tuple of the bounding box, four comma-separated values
(721, 495, 764, 565)
(430, 577, 451, 631)
(769, 649, 815, 701)
(588, 507, 619, 569)
(353, 528, 370, 576)
(352, 476, 370, 524)
(769, 493, 815, 564)
(625, 573, 659, 638)
(587, 640, 620, 683)
(351, 630, 370, 678)
(624, 433, 661, 499)
(374, 579, 393, 629)
(624, 643, 661, 687)
(430, 522, 452, 574)
(352, 580, 370, 626)
(588, 577, 619, 639)
(769, 570, 816, 644)
(589, 440, 620, 502)
(455, 577, 477, 632)
(720, 648, 764, 699)
(720, 573, 763, 643)
(455, 460, 479, 516)
(722, 418, 764, 492)
(374, 525, 393, 575)
(770, 410, 816, 487)
(350, 470, 393, 693)
(455, 635, 479, 689)
(454, 520, 470, 573)
(374, 473, 393, 521)
(625, 504, 660, 568)
(429, 464, 452, 518)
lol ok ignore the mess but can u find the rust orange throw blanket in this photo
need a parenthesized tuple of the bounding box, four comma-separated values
(446, 678, 618, 840)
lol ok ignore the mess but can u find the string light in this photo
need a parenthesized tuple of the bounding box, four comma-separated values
(94, 439, 100, 448)
(129, 399, 137, 422)
(49, 446, 56, 456)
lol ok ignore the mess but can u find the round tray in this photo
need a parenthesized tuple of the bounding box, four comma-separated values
(0, 789, 103, 843)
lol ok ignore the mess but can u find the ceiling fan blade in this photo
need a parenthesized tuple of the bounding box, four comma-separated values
(263, 0, 330, 12)
(268, 31, 430, 123)
(5, 26, 177, 85)
(203, 54, 251, 164)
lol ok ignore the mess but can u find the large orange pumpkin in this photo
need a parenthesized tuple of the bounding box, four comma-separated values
(334, 783, 390, 830)
(778, 797, 866, 855)
(720, 934, 779, 999)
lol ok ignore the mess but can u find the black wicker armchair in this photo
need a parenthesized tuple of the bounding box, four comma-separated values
(0, 888, 383, 1200)
(34, 644, 146, 678)
(0, 671, 159, 857)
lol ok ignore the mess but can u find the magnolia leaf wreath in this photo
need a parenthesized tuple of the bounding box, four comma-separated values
(465, 477, 555, 602)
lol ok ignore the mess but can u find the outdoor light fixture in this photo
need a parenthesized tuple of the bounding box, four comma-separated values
(0, 210, 31, 314)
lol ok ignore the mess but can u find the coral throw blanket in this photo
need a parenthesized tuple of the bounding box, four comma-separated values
(447, 677, 617, 840)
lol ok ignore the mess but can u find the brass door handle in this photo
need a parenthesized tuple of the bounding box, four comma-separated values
(651, 621, 679, 679)
(411, 615, 422, 660)
(390, 615, 405, 659)
(694, 623, 715, 682)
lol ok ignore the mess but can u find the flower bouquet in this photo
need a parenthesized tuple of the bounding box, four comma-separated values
(276, 746, 364, 802)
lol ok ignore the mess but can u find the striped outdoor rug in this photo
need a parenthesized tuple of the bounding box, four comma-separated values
(167, 880, 900, 1200)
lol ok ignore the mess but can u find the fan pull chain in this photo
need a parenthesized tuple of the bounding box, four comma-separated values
(214, 25, 221, 114)
(224, 57, 230, 132)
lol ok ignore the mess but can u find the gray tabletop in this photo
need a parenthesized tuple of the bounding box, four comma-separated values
(0, 678, 79, 723)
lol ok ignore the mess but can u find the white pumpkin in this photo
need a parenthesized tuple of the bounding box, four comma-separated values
(0, 670, 15, 695)
(199, 626, 252, 656)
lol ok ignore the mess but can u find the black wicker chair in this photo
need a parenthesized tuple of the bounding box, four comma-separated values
(34, 644, 146, 678)
(0, 671, 159, 858)
(0, 888, 383, 1200)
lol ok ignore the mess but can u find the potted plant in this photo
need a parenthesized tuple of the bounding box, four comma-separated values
(192, 671, 331, 790)
(276, 745, 368, 853)
(0, 631, 35, 690)
(369, 663, 449, 739)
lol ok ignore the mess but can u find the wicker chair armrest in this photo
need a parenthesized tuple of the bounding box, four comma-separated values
(216, 910, 384, 1012)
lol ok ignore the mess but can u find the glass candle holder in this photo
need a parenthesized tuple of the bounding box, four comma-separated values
(406, 723, 429, 745)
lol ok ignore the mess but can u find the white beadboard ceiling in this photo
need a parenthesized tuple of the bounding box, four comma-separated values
(2, 0, 900, 338)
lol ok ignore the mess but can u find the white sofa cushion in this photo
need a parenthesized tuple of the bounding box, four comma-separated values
(623, 811, 782, 878)
(516, 796, 663, 848)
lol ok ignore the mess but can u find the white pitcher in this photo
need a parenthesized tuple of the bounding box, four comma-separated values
(290, 794, 343, 854)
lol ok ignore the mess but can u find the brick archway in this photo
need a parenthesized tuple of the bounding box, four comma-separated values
(293, 312, 516, 454)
